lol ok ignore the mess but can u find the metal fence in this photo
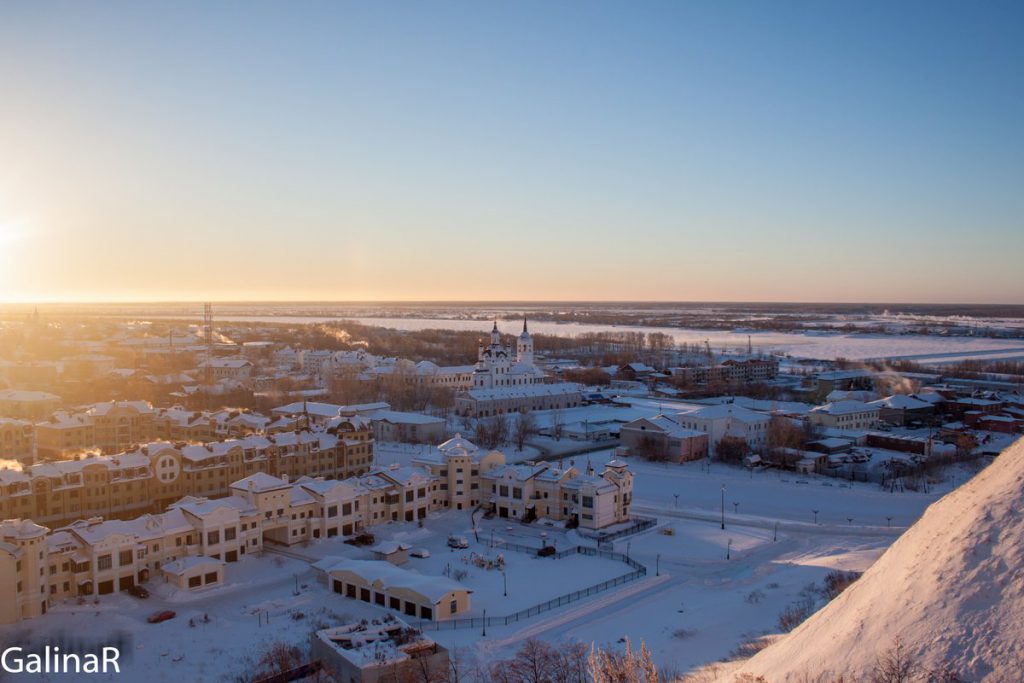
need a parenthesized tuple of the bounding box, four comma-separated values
(584, 516, 657, 545)
(421, 543, 648, 631)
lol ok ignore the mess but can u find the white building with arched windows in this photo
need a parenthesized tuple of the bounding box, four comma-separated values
(456, 318, 581, 417)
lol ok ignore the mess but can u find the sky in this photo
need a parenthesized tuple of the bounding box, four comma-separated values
(0, 1, 1022, 304)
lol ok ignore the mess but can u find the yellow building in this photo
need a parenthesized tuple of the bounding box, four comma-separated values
(410, 434, 506, 511)
(318, 558, 472, 621)
(0, 418, 34, 463)
(0, 421, 375, 528)
(0, 519, 50, 623)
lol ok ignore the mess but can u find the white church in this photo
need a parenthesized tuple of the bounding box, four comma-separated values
(472, 317, 547, 389)
(456, 318, 582, 418)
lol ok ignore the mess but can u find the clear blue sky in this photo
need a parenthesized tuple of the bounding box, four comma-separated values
(1, 1, 1022, 303)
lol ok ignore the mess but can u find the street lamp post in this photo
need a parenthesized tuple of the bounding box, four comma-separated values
(502, 571, 507, 597)
(886, 516, 893, 528)
(656, 553, 660, 576)
(673, 494, 679, 509)
(773, 521, 778, 542)
(847, 517, 854, 526)
(812, 509, 819, 524)
(482, 609, 487, 637)
(720, 486, 725, 530)
(733, 502, 739, 515)
(726, 538, 732, 560)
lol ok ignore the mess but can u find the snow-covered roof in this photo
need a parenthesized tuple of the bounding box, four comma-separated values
(0, 389, 60, 402)
(869, 394, 933, 410)
(64, 509, 192, 545)
(463, 382, 581, 401)
(230, 472, 290, 493)
(162, 555, 223, 576)
(810, 400, 878, 416)
(371, 541, 411, 555)
(319, 559, 470, 603)
(366, 410, 445, 426)
(681, 403, 771, 423)
(85, 400, 154, 416)
(0, 518, 49, 540)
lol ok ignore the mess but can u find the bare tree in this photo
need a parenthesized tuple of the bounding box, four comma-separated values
(870, 638, 919, 683)
(514, 410, 537, 451)
(588, 639, 659, 683)
(551, 407, 565, 441)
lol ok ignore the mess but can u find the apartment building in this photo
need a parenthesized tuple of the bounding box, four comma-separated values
(0, 390, 61, 421)
(410, 434, 506, 510)
(34, 412, 95, 459)
(674, 403, 772, 457)
(808, 400, 881, 431)
(153, 406, 270, 443)
(367, 410, 446, 445)
(88, 401, 157, 453)
(0, 435, 632, 626)
(455, 383, 583, 418)
(0, 519, 50, 623)
(480, 458, 633, 530)
(619, 414, 710, 462)
(669, 357, 779, 386)
(0, 418, 34, 463)
(197, 358, 254, 381)
(0, 421, 375, 528)
(35, 401, 156, 458)
(0, 498, 264, 624)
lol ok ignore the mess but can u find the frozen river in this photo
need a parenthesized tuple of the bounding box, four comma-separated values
(148, 313, 1024, 361)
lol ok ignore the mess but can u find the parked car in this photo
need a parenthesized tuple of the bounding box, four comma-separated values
(128, 585, 150, 599)
(447, 535, 469, 549)
(344, 532, 376, 547)
(147, 610, 176, 624)
(410, 548, 431, 558)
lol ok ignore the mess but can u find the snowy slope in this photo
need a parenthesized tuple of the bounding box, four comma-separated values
(726, 437, 1024, 682)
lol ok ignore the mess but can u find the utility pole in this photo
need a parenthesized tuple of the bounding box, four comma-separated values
(720, 485, 725, 530)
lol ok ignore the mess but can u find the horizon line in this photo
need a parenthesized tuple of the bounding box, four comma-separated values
(2, 299, 1024, 308)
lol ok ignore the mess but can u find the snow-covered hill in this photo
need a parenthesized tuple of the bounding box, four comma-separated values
(725, 437, 1024, 682)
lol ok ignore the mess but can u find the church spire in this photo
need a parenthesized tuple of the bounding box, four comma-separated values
(523, 315, 528, 334)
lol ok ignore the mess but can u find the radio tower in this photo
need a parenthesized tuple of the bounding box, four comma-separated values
(203, 303, 214, 395)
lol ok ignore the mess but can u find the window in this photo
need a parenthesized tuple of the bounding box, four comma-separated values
(98, 555, 112, 571)
(328, 505, 338, 518)
(207, 530, 220, 545)
(224, 527, 236, 541)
